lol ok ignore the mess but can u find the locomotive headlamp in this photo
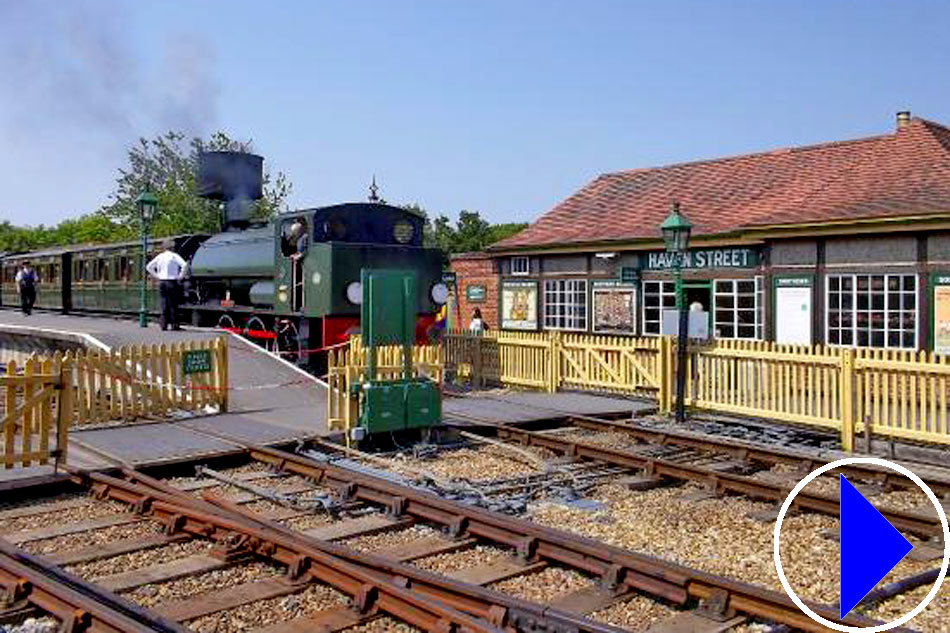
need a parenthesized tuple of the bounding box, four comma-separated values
(430, 282, 449, 305)
(346, 281, 363, 305)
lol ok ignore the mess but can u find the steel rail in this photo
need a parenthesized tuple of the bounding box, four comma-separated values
(0, 537, 188, 633)
(447, 391, 950, 496)
(116, 467, 626, 633)
(70, 469, 504, 633)
(561, 412, 950, 497)
(70, 467, 622, 633)
(486, 424, 941, 539)
(247, 444, 890, 633)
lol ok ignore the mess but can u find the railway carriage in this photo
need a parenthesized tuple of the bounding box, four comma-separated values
(0, 151, 447, 371)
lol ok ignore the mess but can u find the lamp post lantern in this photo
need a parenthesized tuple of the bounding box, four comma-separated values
(660, 201, 692, 424)
(136, 189, 158, 328)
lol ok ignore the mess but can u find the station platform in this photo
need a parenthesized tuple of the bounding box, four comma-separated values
(0, 310, 327, 475)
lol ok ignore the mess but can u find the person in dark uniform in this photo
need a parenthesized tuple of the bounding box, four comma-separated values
(15, 262, 37, 316)
(146, 246, 187, 330)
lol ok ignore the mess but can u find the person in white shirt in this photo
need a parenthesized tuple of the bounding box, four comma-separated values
(146, 246, 188, 331)
(469, 307, 487, 334)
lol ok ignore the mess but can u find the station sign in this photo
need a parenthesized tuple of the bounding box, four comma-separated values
(642, 247, 760, 271)
(775, 275, 813, 287)
(466, 284, 487, 303)
(182, 349, 213, 375)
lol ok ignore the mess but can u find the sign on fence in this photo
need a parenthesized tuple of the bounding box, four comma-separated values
(182, 349, 212, 375)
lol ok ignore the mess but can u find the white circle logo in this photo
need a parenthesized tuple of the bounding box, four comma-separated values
(773, 457, 950, 632)
(311, 271, 322, 285)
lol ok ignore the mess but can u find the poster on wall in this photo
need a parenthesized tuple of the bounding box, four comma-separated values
(592, 282, 637, 334)
(501, 280, 538, 330)
(775, 277, 813, 345)
(934, 277, 950, 354)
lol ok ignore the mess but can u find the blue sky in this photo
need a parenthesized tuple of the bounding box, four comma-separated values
(1, 1, 948, 227)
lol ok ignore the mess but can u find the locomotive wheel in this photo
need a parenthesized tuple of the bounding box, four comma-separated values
(246, 316, 275, 352)
(276, 319, 301, 363)
(217, 314, 239, 332)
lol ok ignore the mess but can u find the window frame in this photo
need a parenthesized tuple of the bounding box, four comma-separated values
(641, 280, 676, 336)
(712, 278, 763, 341)
(543, 278, 588, 332)
(510, 256, 530, 276)
(824, 273, 918, 350)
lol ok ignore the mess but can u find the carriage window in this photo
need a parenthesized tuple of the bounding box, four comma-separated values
(118, 256, 131, 281)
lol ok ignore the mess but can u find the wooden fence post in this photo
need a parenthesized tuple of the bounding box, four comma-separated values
(56, 357, 72, 468)
(474, 335, 484, 388)
(548, 332, 561, 393)
(657, 336, 671, 414)
(840, 348, 855, 452)
(217, 336, 229, 413)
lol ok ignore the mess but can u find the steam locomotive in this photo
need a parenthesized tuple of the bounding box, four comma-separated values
(0, 152, 447, 368)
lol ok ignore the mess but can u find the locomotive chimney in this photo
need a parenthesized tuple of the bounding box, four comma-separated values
(197, 151, 264, 231)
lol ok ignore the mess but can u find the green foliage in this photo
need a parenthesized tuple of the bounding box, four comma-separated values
(406, 204, 527, 263)
(103, 131, 292, 237)
(0, 213, 128, 253)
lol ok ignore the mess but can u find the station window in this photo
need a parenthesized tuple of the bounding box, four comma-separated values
(642, 281, 676, 335)
(511, 257, 530, 276)
(826, 274, 917, 349)
(543, 279, 588, 331)
(713, 278, 763, 340)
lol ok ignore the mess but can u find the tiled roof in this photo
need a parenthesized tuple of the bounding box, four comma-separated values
(492, 117, 950, 251)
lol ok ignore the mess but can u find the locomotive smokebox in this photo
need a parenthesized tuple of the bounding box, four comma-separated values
(197, 151, 264, 231)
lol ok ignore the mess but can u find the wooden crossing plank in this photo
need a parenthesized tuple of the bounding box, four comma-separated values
(449, 558, 546, 585)
(46, 534, 187, 566)
(95, 554, 228, 592)
(155, 577, 300, 622)
(303, 514, 411, 541)
(251, 605, 363, 633)
(0, 497, 91, 521)
(375, 535, 477, 562)
(6, 514, 139, 544)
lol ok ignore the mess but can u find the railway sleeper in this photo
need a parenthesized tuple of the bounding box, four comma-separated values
(72, 468, 625, 633)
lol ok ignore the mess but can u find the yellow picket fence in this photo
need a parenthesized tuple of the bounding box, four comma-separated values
(2, 357, 70, 469)
(442, 330, 667, 398)
(2, 336, 229, 468)
(64, 337, 229, 427)
(330, 330, 950, 449)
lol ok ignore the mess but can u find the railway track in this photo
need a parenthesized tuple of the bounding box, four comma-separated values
(0, 537, 188, 633)
(0, 457, 633, 633)
(442, 403, 946, 539)
(0, 430, 927, 633)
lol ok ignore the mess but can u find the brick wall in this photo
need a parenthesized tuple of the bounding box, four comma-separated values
(449, 252, 497, 330)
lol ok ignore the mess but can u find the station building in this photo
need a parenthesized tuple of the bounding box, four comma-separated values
(452, 112, 950, 353)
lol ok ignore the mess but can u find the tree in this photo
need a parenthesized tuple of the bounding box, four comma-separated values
(102, 131, 292, 237)
(405, 204, 528, 262)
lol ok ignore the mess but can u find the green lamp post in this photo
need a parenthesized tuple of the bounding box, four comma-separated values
(660, 201, 692, 424)
(136, 189, 158, 328)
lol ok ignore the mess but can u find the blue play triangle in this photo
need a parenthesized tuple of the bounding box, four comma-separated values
(840, 474, 914, 618)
